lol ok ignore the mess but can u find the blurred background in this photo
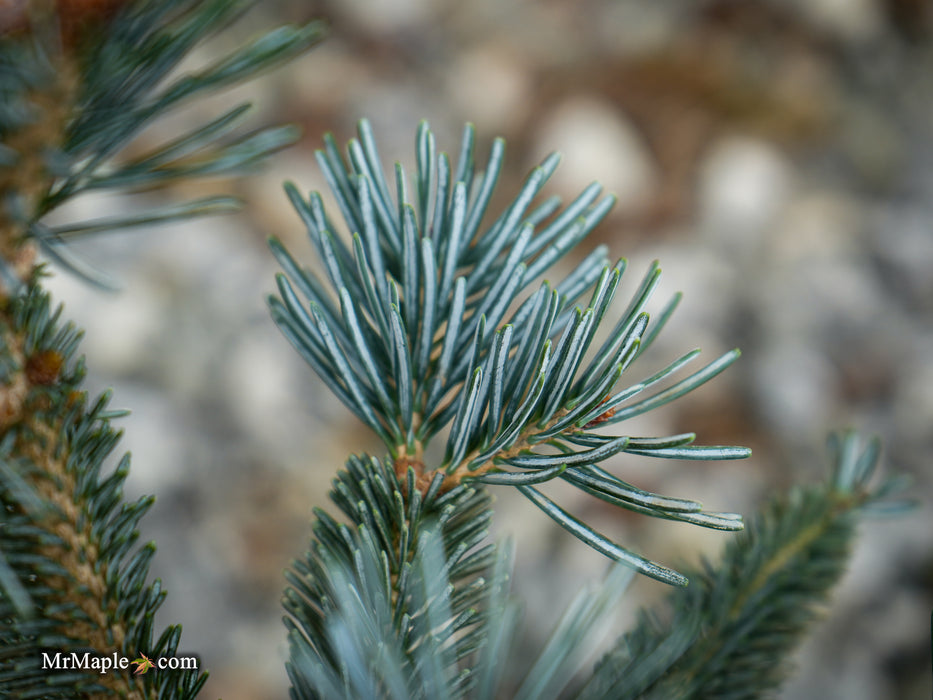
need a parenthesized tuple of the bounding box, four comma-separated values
(44, 0, 933, 697)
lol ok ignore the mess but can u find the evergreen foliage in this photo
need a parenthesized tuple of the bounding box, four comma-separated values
(578, 432, 912, 700)
(270, 120, 750, 588)
(0, 2, 909, 697)
(283, 427, 907, 699)
(274, 123, 908, 699)
(0, 1, 322, 696)
(1, 0, 324, 289)
(0, 283, 206, 699)
(284, 451, 637, 700)
(284, 454, 498, 699)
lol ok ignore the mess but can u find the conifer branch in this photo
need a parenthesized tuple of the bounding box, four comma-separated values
(576, 431, 912, 700)
(1, 2, 322, 696)
(284, 449, 648, 700)
(274, 123, 911, 700)
(271, 120, 750, 587)
(284, 454, 496, 699)
(0, 284, 206, 698)
(1, 2, 894, 695)
(1, 0, 325, 288)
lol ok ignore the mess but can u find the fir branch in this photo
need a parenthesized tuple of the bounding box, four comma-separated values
(0, 0, 324, 288)
(284, 454, 496, 699)
(0, 3, 323, 696)
(576, 431, 912, 700)
(284, 449, 642, 700)
(0, 283, 205, 699)
(271, 120, 750, 585)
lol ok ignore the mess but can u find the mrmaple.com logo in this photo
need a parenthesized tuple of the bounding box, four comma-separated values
(41, 650, 199, 675)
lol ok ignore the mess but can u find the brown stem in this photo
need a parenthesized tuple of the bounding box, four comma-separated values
(401, 407, 575, 496)
(0, 43, 78, 297)
(0, 47, 149, 693)
(2, 297, 148, 698)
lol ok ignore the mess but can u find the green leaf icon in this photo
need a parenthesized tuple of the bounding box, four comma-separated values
(131, 653, 154, 675)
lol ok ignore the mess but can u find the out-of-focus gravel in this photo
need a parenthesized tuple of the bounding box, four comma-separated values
(43, 1, 933, 697)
